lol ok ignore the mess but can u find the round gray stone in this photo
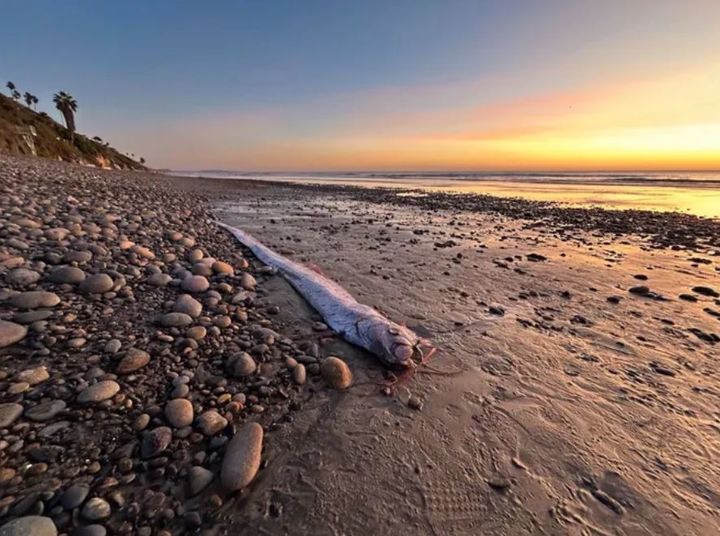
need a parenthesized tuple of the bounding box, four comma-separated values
(25, 400, 66, 422)
(49, 266, 86, 284)
(61, 483, 90, 509)
(0, 320, 27, 348)
(0, 516, 57, 536)
(160, 312, 193, 327)
(10, 291, 60, 309)
(6, 268, 41, 287)
(0, 403, 23, 428)
(181, 275, 209, 293)
(79, 274, 114, 294)
(173, 294, 202, 318)
(77, 381, 120, 404)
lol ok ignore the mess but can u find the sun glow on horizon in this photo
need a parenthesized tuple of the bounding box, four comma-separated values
(138, 61, 720, 172)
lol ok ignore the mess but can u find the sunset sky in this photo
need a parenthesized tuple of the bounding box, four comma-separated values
(3, 0, 720, 171)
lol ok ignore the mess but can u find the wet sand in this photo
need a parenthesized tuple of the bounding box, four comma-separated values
(187, 178, 720, 535)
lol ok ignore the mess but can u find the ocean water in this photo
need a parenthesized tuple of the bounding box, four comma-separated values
(176, 170, 720, 218)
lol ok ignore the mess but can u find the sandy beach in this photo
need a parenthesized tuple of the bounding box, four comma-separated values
(200, 173, 718, 534)
(1, 156, 719, 535)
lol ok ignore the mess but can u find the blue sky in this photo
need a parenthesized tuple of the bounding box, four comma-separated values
(2, 1, 719, 170)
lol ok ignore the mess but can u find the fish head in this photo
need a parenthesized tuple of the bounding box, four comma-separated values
(368, 319, 435, 368)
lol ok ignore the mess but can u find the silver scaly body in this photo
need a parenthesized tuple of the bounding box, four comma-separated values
(219, 222, 432, 368)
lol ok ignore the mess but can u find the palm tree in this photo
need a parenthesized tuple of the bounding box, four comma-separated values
(31, 95, 39, 109)
(53, 91, 78, 134)
(23, 92, 35, 108)
(6, 82, 21, 102)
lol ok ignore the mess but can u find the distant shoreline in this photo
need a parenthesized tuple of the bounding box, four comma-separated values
(170, 170, 720, 221)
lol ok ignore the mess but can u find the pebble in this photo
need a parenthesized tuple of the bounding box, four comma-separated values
(173, 294, 202, 318)
(24, 400, 66, 422)
(0, 404, 24, 428)
(181, 275, 209, 293)
(320, 356, 352, 389)
(160, 312, 193, 327)
(61, 483, 90, 509)
(292, 364, 307, 385)
(188, 248, 204, 262)
(408, 395, 423, 410)
(79, 273, 114, 294)
(146, 273, 172, 286)
(186, 326, 207, 340)
(6, 268, 41, 286)
(11, 291, 60, 309)
(693, 286, 719, 297)
(220, 422, 263, 491)
(74, 525, 106, 536)
(133, 413, 150, 431)
(81, 497, 111, 521)
(16, 366, 49, 385)
(116, 348, 150, 374)
(196, 410, 228, 436)
(77, 380, 120, 403)
(188, 466, 214, 496)
(104, 339, 122, 354)
(49, 266, 86, 284)
(212, 261, 234, 275)
(0, 320, 27, 348)
(232, 353, 256, 377)
(141, 427, 172, 458)
(240, 273, 256, 291)
(0, 516, 57, 536)
(164, 399, 194, 428)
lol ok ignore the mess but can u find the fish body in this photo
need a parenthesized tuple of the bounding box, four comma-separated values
(219, 222, 432, 367)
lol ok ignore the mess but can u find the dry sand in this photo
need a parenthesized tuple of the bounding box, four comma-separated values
(188, 178, 720, 535)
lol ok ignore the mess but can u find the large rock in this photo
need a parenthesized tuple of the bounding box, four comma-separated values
(173, 294, 202, 318)
(77, 381, 120, 403)
(79, 273, 114, 294)
(164, 398, 194, 428)
(0, 516, 57, 536)
(10, 291, 60, 309)
(49, 266, 86, 284)
(0, 404, 23, 428)
(116, 348, 150, 374)
(321, 356, 352, 389)
(181, 275, 209, 293)
(0, 320, 27, 348)
(221, 422, 263, 491)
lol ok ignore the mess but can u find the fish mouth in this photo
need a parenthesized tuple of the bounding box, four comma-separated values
(391, 340, 436, 369)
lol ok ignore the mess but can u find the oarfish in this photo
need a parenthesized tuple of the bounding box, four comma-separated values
(219, 222, 434, 368)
